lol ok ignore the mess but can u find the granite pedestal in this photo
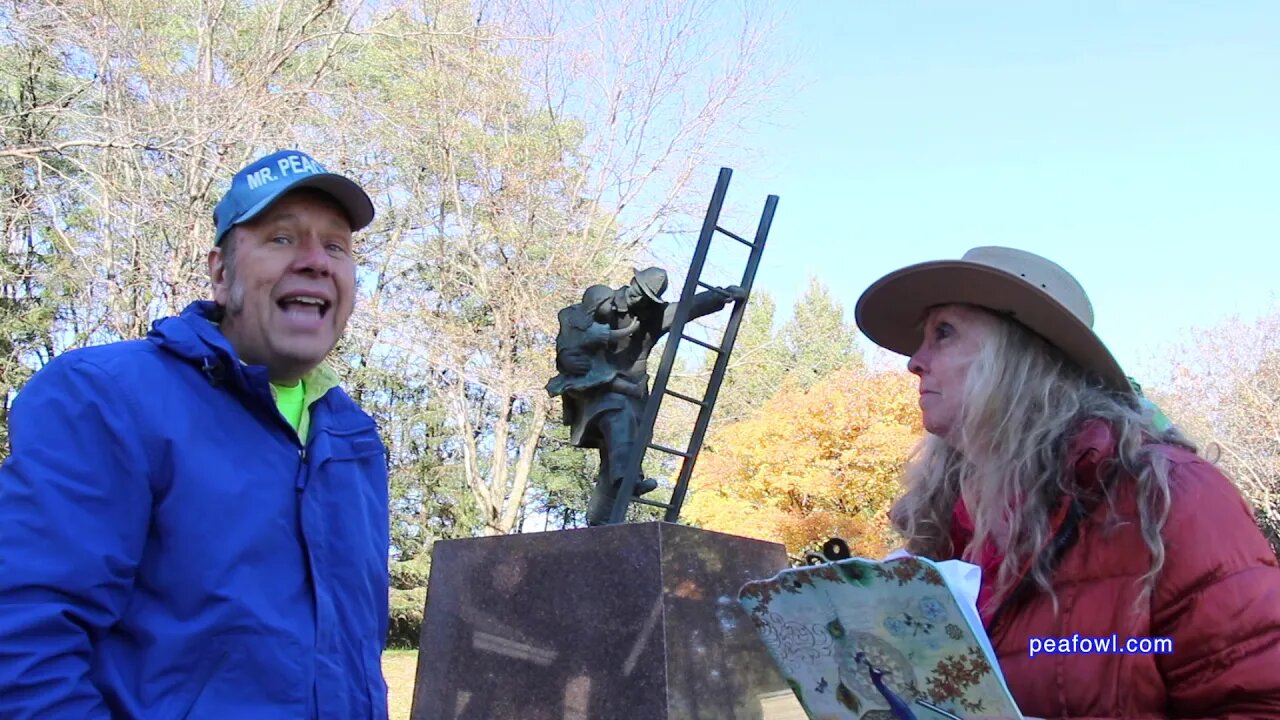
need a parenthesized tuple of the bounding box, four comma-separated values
(409, 521, 805, 720)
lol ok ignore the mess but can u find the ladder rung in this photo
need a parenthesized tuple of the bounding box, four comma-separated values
(664, 388, 708, 407)
(633, 497, 672, 509)
(648, 442, 691, 459)
(680, 334, 721, 353)
(696, 280, 732, 299)
(715, 224, 755, 248)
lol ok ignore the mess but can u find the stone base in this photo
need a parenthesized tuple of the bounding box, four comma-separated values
(409, 521, 804, 720)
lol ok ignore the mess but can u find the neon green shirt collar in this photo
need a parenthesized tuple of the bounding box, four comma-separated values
(269, 363, 340, 441)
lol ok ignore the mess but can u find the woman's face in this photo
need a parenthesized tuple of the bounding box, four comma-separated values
(908, 304, 992, 444)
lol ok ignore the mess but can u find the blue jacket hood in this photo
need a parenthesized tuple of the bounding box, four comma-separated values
(149, 300, 271, 395)
(148, 300, 236, 365)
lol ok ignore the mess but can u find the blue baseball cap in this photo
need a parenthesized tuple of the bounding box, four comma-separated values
(213, 150, 375, 246)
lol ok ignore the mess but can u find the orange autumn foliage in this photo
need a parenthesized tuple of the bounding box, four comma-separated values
(685, 366, 924, 558)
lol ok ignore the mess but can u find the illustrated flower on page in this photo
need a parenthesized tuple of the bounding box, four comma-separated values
(919, 597, 948, 622)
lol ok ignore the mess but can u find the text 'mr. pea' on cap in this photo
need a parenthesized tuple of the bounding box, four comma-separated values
(212, 150, 375, 246)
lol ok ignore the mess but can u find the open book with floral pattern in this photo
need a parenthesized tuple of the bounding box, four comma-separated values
(738, 556, 1022, 720)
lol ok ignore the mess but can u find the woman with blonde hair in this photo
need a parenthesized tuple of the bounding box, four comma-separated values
(855, 247, 1280, 717)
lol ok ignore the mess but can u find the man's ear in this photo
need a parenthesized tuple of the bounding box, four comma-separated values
(208, 246, 230, 305)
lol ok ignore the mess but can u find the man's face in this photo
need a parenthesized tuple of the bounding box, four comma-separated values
(207, 190, 355, 383)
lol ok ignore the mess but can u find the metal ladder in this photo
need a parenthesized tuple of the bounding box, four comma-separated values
(608, 167, 778, 524)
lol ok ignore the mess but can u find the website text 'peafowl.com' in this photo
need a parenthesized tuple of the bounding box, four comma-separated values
(1028, 634, 1174, 658)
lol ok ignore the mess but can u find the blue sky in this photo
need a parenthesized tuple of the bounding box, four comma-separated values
(694, 1, 1279, 386)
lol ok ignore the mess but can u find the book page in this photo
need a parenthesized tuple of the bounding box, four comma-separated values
(739, 556, 1022, 720)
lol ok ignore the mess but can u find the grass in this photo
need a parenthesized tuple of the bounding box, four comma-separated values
(382, 648, 419, 720)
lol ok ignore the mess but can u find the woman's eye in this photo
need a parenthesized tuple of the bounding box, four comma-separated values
(934, 323, 953, 340)
(272, 235, 291, 245)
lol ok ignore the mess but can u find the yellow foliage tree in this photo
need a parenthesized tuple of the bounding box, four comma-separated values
(685, 365, 924, 558)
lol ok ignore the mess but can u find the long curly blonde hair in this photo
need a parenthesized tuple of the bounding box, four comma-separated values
(889, 306, 1196, 616)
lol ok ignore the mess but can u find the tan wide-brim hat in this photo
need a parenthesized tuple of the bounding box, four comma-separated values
(854, 246, 1131, 393)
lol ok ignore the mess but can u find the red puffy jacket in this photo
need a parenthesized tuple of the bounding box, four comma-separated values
(955, 422, 1280, 718)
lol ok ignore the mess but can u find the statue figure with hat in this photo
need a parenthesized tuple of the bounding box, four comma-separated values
(545, 285, 645, 400)
(549, 267, 746, 525)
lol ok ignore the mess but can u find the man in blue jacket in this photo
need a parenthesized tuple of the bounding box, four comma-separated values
(0, 150, 392, 719)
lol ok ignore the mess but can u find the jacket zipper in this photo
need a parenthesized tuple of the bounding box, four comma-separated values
(295, 448, 308, 490)
(293, 443, 320, 715)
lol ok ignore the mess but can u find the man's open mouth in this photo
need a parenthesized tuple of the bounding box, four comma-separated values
(277, 295, 331, 318)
